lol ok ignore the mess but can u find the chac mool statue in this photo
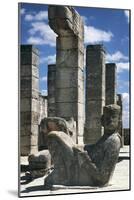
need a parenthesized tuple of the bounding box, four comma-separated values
(45, 104, 121, 187)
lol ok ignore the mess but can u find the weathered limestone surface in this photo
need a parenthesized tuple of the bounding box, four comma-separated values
(20, 45, 39, 156)
(106, 63, 117, 105)
(117, 94, 124, 146)
(48, 64, 56, 117)
(26, 150, 51, 179)
(48, 6, 84, 144)
(84, 45, 106, 144)
(124, 128, 130, 145)
(45, 105, 121, 187)
(39, 94, 47, 123)
(38, 117, 76, 151)
(28, 150, 51, 170)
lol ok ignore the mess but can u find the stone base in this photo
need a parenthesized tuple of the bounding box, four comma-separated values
(28, 150, 51, 170)
(48, 184, 99, 190)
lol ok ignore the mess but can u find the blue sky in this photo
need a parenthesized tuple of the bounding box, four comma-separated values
(19, 3, 130, 128)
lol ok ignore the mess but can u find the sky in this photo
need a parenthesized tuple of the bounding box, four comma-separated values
(19, 3, 130, 128)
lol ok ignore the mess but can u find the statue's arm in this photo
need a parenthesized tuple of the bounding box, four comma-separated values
(97, 137, 121, 185)
(80, 137, 121, 186)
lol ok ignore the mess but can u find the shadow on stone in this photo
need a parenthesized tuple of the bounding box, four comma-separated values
(21, 165, 29, 172)
(21, 185, 47, 193)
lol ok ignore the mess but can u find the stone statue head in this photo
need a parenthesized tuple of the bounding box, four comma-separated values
(101, 104, 121, 134)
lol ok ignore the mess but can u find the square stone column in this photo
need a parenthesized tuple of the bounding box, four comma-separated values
(39, 94, 48, 123)
(20, 45, 39, 156)
(48, 6, 85, 144)
(117, 94, 124, 147)
(47, 64, 56, 117)
(106, 63, 117, 105)
(84, 45, 106, 144)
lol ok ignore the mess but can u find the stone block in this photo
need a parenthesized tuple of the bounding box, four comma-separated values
(56, 88, 77, 102)
(20, 98, 31, 112)
(21, 52, 32, 66)
(31, 89, 39, 99)
(20, 125, 31, 136)
(56, 102, 77, 118)
(56, 49, 83, 69)
(20, 65, 31, 76)
(56, 68, 76, 88)
(21, 111, 39, 125)
(31, 124, 39, 135)
(32, 77, 39, 91)
(20, 145, 30, 156)
(56, 67, 84, 89)
(28, 150, 51, 170)
(20, 89, 31, 98)
(21, 78, 31, 90)
(32, 65, 39, 78)
(31, 98, 39, 112)
(31, 134, 38, 146)
(31, 112, 39, 125)
(57, 36, 84, 52)
(84, 127, 104, 144)
(21, 45, 39, 55)
(32, 53, 39, 66)
(20, 65, 39, 78)
(20, 124, 38, 137)
(48, 6, 73, 21)
(30, 145, 38, 155)
(20, 134, 38, 149)
(20, 111, 31, 125)
(21, 45, 39, 66)
(48, 98, 55, 105)
(21, 135, 31, 146)
(124, 128, 130, 145)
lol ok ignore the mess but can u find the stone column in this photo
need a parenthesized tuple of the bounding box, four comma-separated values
(84, 45, 106, 144)
(106, 63, 117, 105)
(48, 6, 84, 144)
(39, 94, 48, 123)
(47, 64, 56, 117)
(20, 45, 39, 156)
(117, 94, 124, 147)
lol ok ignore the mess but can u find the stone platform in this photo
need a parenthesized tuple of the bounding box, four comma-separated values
(19, 146, 130, 197)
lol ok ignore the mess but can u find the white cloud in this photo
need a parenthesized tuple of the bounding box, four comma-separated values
(27, 22, 57, 46)
(124, 10, 129, 23)
(25, 11, 48, 21)
(41, 89, 48, 96)
(25, 14, 33, 21)
(40, 54, 56, 64)
(84, 25, 113, 44)
(116, 62, 129, 73)
(20, 8, 25, 15)
(122, 92, 129, 128)
(122, 92, 129, 104)
(40, 76, 47, 82)
(106, 51, 128, 62)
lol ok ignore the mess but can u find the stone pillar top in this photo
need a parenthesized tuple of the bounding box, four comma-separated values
(106, 63, 117, 66)
(86, 44, 106, 53)
(117, 94, 123, 101)
(48, 5, 84, 38)
(21, 44, 39, 56)
(48, 64, 56, 70)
